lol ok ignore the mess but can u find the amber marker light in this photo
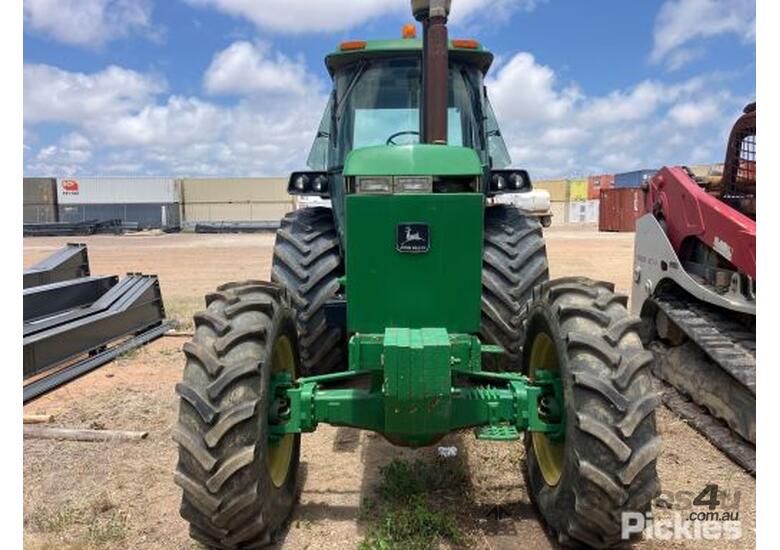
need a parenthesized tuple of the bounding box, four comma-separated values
(340, 40, 367, 51)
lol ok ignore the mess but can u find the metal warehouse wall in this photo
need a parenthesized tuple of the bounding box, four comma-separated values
(181, 178, 294, 222)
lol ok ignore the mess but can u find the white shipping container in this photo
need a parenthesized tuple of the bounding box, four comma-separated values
(566, 200, 599, 224)
(57, 177, 179, 204)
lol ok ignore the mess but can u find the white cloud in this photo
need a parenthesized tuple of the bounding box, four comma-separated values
(24, 0, 158, 47)
(24, 54, 327, 176)
(23, 49, 750, 179)
(486, 52, 580, 123)
(90, 96, 227, 148)
(184, 0, 544, 33)
(204, 41, 316, 96)
(27, 132, 93, 176)
(485, 51, 748, 177)
(651, 0, 755, 70)
(24, 63, 166, 123)
(668, 99, 720, 126)
(184, 0, 400, 33)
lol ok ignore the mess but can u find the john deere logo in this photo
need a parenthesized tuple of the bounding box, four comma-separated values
(397, 223, 429, 253)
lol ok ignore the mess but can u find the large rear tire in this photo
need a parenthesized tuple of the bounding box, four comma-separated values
(175, 281, 300, 548)
(271, 207, 346, 376)
(522, 278, 661, 548)
(481, 205, 549, 371)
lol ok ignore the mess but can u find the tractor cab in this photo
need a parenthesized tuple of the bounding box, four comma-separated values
(291, 35, 529, 243)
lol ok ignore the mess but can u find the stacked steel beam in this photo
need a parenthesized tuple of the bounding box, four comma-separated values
(22, 244, 170, 402)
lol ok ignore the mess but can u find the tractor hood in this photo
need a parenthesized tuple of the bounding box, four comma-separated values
(343, 144, 482, 177)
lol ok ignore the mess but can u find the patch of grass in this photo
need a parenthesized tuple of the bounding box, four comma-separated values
(27, 504, 84, 533)
(377, 458, 468, 502)
(359, 458, 469, 550)
(85, 510, 127, 545)
(359, 495, 463, 550)
(25, 495, 127, 547)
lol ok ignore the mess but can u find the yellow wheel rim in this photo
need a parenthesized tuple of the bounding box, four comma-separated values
(530, 332, 565, 487)
(267, 334, 295, 489)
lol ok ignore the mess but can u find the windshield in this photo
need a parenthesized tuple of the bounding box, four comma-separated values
(331, 58, 484, 168)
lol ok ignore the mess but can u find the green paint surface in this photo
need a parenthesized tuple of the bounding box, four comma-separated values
(343, 144, 482, 177)
(345, 193, 483, 333)
(325, 39, 494, 74)
(384, 328, 451, 443)
(271, 332, 565, 447)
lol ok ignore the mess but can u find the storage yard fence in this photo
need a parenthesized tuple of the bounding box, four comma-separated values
(23, 164, 723, 232)
(23, 177, 294, 231)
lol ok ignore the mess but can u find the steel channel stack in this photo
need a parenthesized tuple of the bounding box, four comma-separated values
(22, 244, 170, 402)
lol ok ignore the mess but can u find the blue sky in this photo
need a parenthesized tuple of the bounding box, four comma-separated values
(23, 0, 756, 178)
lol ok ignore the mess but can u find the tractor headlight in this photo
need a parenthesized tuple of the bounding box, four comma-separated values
(312, 174, 328, 193)
(294, 174, 309, 191)
(288, 171, 329, 196)
(394, 176, 433, 193)
(489, 169, 531, 195)
(356, 176, 393, 194)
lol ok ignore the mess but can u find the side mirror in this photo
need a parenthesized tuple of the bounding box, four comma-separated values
(487, 169, 532, 196)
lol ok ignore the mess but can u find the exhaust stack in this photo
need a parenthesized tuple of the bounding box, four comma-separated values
(412, 0, 451, 145)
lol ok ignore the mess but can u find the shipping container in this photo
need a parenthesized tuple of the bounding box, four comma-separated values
(566, 200, 599, 224)
(598, 188, 647, 232)
(587, 174, 614, 200)
(613, 169, 657, 189)
(533, 179, 569, 202)
(58, 203, 181, 229)
(181, 178, 294, 222)
(23, 204, 58, 223)
(57, 177, 179, 204)
(181, 177, 289, 202)
(568, 179, 588, 202)
(24, 177, 58, 205)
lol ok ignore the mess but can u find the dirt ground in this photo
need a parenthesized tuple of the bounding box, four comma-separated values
(22, 224, 755, 549)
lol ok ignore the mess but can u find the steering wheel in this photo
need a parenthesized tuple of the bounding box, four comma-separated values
(386, 130, 420, 145)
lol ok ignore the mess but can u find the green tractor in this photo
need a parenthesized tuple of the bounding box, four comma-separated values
(174, 1, 661, 547)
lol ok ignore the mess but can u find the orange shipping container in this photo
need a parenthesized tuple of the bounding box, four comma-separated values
(588, 174, 614, 200)
(598, 188, 647, 232)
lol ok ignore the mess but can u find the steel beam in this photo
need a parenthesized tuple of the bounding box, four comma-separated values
(23, 243, 90, 288)
(23, 321, 171, 403)
(23, 275, 166, 379)
(23, 275, 118, 321)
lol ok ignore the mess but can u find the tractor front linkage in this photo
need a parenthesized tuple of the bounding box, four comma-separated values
(269, 328, 563, 447)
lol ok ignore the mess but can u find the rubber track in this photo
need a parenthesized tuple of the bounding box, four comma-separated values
(652, 294, 755, 393)
(271, 207, 344, 376)
(658, 380, 755, 475)
(650, 293, 755, 448)
(481, 205, 549, 370)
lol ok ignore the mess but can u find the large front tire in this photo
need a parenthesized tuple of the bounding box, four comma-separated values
(481, 205, 549, 371)
(174, 281, 300, 548)
(522, 278, 661, 548)
(272, 207, 346, 376)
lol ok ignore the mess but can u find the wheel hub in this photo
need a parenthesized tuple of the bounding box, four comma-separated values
(268, 334, 295, 488)
(529, 332, 565, 487)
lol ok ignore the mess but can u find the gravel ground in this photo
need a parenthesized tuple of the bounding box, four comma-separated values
(23, 224, 755, 549)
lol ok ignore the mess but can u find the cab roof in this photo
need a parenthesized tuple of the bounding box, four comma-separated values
(325, 38, 494, 76)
